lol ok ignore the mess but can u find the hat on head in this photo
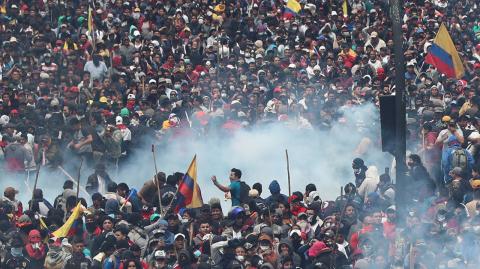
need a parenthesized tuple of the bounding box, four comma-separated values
(154, 250, 166, 259)
(115, 116, 123, 125)
(120, 108, 130, 117)
(174, 233, 186, 240)
(127, 94, 136, 100)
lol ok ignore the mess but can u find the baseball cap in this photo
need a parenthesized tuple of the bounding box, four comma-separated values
(174, 233, 186, 240)
(149, 79, 157, 84)
(154, 250, 166, 259)
(127, 94, 136, 100)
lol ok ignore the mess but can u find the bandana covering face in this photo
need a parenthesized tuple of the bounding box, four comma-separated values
(25, 229, 46, 260)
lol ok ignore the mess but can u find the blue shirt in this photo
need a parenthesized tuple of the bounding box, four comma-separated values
(229, 180, 241, 206)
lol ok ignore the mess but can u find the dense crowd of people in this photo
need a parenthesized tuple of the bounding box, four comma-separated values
(1, 0, 480, 268)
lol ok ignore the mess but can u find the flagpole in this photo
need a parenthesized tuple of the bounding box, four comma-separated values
(166, 154, 197, 213)
(29, 165, 41, 210)
(152, 144, 164, 216)
(285, 149, 291, 197)
(76, 158, 84, 200)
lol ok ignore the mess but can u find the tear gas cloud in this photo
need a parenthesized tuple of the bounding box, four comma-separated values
(2, 104, 392, 207)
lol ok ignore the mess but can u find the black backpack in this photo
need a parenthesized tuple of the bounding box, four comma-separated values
(239, 181, 251, 205)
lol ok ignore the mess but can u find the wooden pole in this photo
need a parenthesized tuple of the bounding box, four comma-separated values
(76, 158, 84, 200)
(29, 165, 41, 210)
(285, 149, 291, 197)
(152, 144, 163, 216)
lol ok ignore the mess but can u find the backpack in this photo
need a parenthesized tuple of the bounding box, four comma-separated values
(239, 181, 251, 205)
(451, 148, 468, 170)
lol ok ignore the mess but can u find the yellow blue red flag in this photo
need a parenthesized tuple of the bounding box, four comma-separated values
(52, 202, 83, 238)
(175, 155, 203, 213)
(425, 23, 465, 79)
(284, 0, 301, 18)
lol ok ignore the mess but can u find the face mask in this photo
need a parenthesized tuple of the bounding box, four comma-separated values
(260, 245, 270, 251)
(236, 255, 245, 262)
(11, 247, 23, 257)
(132, 13, 140, 20)
(437, 215, 446, 222)
(131, 118, 139, 126)
(193, 249, 201, 257)
(444, 98, 451, 104)
(181, 218, 189, 224)
(362, 245, 373, 255)
(86, 223, 97, 233)
(221, 93, 227, 98)
(174, 84, 181, 90)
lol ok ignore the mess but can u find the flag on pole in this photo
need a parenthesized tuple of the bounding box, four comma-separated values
(88, 5, 93, 34)
(283, 0, 301, 19)
(342, 0, 349, 17)
(425, 23, 465, 79)
(174, 155, 203, 213)
(52, 202, 83, 238)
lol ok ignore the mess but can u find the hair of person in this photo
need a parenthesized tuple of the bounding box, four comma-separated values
(231, 168, 242, 179)
(71, 236, 84, 245)
(252, 182, 262, 195)
(107, 182, 118, 193)
(92, 192, 103, 201)
(408, 154, 422, 165)
(117, 183, 129, 192)
(305, 183, 317, 193)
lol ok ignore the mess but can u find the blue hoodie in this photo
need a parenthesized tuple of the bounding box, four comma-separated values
(266, 180, 288, 205)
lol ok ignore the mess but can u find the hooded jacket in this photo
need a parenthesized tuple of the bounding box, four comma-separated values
(357, 166, 379, 201)
(265, 180, 288, 205)
(43, 244, 71, 269)
(277, 238, 302, 267)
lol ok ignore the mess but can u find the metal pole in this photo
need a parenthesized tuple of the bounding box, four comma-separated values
(390, 0, 407, 224)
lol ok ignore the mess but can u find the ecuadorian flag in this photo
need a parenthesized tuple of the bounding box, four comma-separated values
(175, 155, 203, 213)
(425, 24, 465, 79)
(284, 0, 301, 19)
(52, 202, 83, 238)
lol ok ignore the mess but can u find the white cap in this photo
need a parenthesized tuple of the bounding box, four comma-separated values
(319, 46, 326, 50)
(115, 116, 123, 124)
(148, 79, 157, 84)
(331, 11, 338, 16)
(288, 63, 296, 69)
(127, 93, 136, 100)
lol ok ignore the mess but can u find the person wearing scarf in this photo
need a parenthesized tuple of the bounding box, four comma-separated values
(24, 229, 47, 269)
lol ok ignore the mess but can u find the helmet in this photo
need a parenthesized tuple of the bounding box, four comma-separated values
(228, 206, 245, 220)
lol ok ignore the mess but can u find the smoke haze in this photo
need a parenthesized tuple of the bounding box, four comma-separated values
(2, 104, 392, 208)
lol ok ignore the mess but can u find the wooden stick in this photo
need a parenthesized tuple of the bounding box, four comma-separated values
(29, 165, 41, 210)
(285, 149, 291, 197)
(76, 158, 84, 200)
(58, 166, 89, 196)
(152, 144, 163, 216)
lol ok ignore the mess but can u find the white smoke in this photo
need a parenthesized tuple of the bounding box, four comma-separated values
(1, 104, 392, 209)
